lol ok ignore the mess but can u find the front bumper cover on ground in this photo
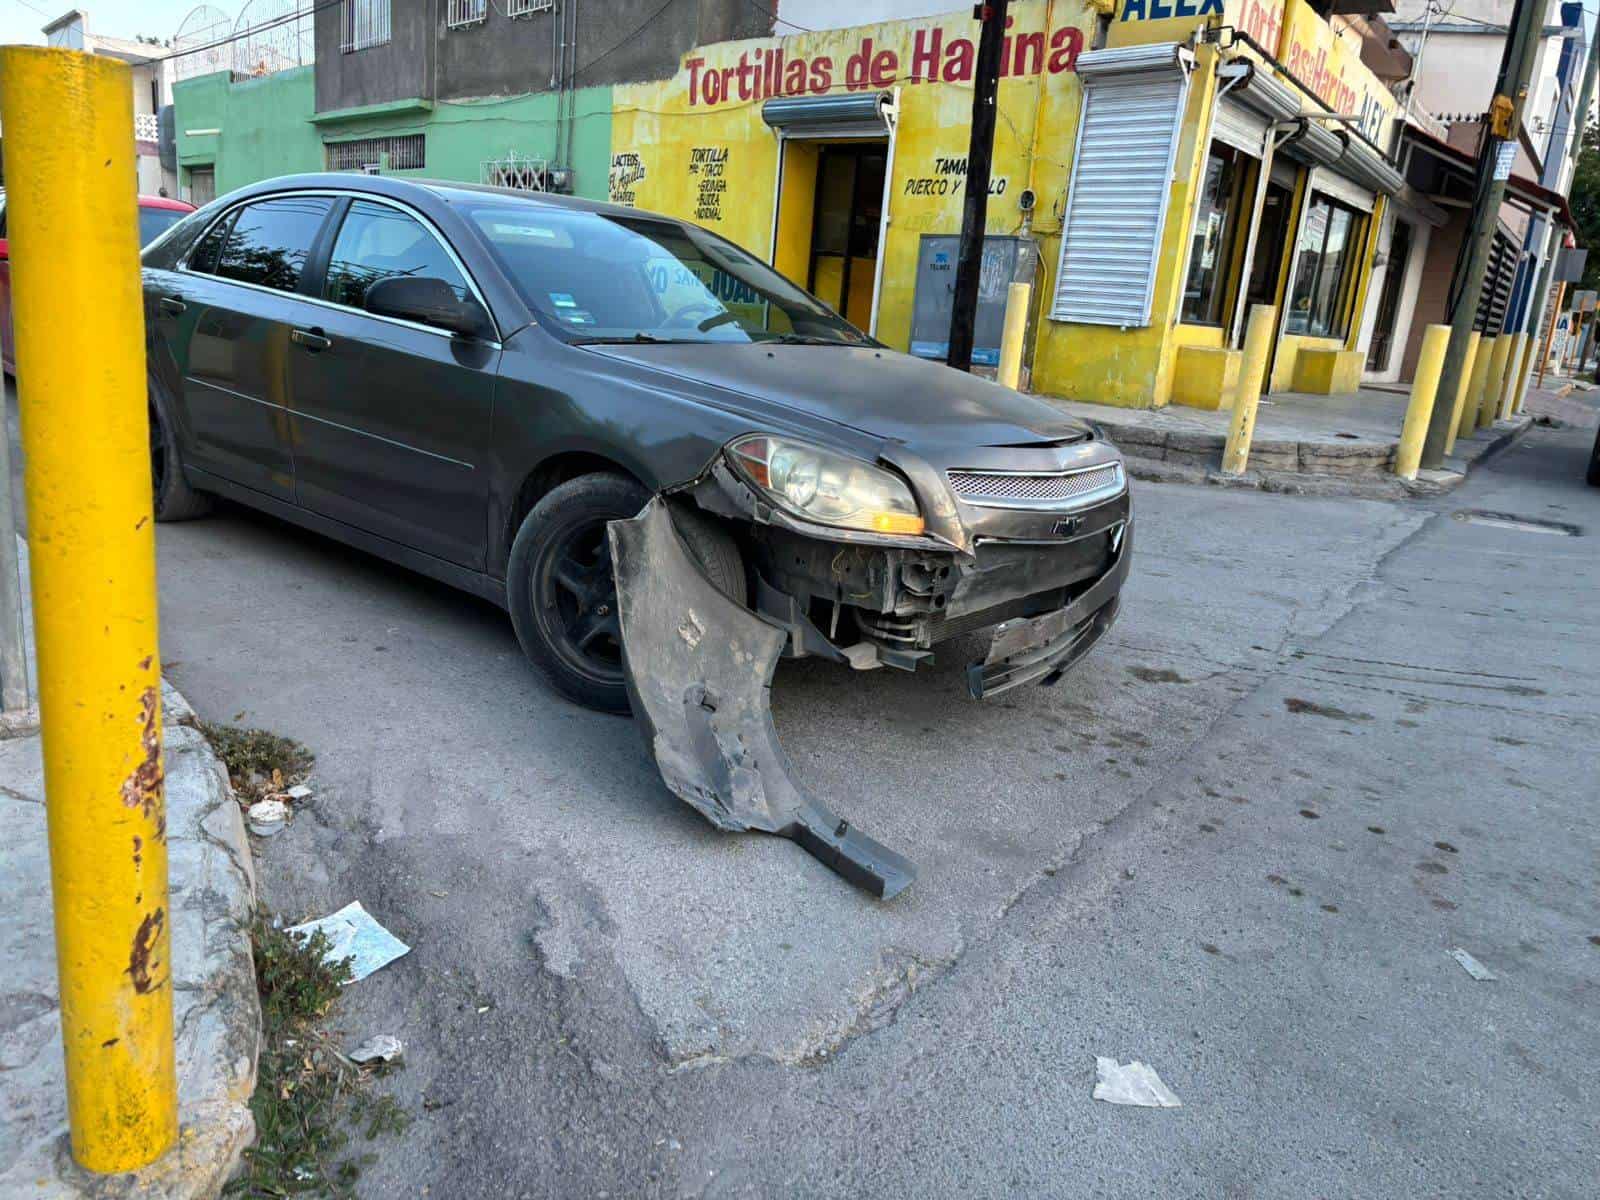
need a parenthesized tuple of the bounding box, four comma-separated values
(609, 499, 917, 899)
(610, 497, 1129, 899)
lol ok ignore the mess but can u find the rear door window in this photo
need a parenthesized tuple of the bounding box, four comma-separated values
(323, 200, 471, 312)
(211, 196, 334, 293)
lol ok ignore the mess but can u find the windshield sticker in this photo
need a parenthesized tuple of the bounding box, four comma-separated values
(549, 293, 578, 308)
(557, 308, 596, 325)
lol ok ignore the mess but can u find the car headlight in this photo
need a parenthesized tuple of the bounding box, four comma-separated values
(727, 435, 924, 536)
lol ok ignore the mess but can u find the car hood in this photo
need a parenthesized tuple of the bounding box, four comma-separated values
(581, 342, 1095, 451)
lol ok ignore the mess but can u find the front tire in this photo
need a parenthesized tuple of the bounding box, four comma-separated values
(149, 386, 212, 522)
(507, 473, 744, 714)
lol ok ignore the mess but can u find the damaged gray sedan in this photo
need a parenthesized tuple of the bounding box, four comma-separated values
(142, 175, 1130, 898)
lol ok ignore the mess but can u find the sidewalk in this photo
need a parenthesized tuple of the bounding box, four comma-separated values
(0, 539, 259, 1199)
(1044, 386, 1532, 499)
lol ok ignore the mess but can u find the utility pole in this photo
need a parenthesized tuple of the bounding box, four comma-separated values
(947, 0, 1009, 373)
(1421, 0, 1546, 467)
(1524, 26, 1599, 388)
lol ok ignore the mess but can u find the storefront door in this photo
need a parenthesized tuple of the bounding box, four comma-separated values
(1245, 181, 1295, 314)
(1366, 219, 1412, 371)
(806, 144, 886, 331)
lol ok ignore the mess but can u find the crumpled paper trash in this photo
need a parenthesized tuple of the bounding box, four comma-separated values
(1450, 948, 1498, 981)
(287, 901, 410, 982)
(347, 1034, 404, 1064)
(1093, 1057, 1182, 1108)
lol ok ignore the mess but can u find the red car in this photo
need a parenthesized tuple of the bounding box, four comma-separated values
(0, 191, 195, 375)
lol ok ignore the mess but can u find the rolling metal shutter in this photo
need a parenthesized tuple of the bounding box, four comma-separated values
(1050, 45, 1193, 327)
(1211, 96, 1269, 157)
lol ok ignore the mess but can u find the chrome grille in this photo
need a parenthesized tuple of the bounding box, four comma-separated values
(947, 463, 1123, 507)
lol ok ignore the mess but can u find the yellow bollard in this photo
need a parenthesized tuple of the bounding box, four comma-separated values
(1478, 333, 1513, 430)
(997, 281, 1030, 391)
(0, 48, 176, 1171)
(1444, 331, 1482, 457)
(1221, 304, 1277, 475)
(1501, 331, 1530, 419)
(1459, 333, 1494, 442)
(1395, 324, 1450, 481)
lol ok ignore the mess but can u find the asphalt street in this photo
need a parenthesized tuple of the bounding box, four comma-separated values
(8, 381, 1598, 1196)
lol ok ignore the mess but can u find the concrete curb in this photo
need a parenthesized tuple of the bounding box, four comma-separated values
(1118, 415, 1532, 499)
(0, 544, 260, 1199)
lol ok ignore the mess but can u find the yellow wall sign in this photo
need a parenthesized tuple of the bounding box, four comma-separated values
(609, 1, 1097, 351)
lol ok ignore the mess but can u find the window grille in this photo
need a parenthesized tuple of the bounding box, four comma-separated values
(508, 0, 555, 15)
(483, 151, 548, 192)
(326, 134, 425, 172)
(446, 0, 488, 29)
(341, 0, 391, 51)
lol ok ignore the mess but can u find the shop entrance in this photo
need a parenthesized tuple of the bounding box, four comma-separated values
(772, 139, 888, 333)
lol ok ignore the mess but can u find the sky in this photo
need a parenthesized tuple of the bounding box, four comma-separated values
(0, 0, 212, 47)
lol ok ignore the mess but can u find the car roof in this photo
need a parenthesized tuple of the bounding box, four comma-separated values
(225, 172, 670, 225)
(139, 195, 195, 212)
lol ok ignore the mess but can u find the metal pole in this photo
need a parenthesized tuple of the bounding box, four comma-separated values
(1221, 304, 1278, 475)
(0, 47, 176, 1172)
(1537, 280, 1566, 386)
(947, 0, 1009, 373)
(1421, 0, 1547, 468)
(1396, 323, 1450, 480)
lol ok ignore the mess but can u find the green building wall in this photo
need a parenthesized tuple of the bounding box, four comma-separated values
(173, 67, 614, 203)
(175, 66, 322, 197)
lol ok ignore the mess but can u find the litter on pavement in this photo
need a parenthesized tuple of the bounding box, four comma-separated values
(287, 901, 411, 982)
(246, 798, 288, 837)
(286, 783, 314, 801)
(1450, 948, 1498, 981)
(1093, 1057, 1183, 1108)
(346, 1034, 404, 1064)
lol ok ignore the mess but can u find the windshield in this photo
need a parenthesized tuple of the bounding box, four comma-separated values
(464, 204, 871, 347)
(139, 207, 188, 248)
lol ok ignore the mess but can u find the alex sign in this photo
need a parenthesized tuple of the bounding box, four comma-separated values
(681, 19, 1085, 107)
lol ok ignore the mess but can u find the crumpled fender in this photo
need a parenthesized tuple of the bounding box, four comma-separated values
(608, 498, 916, 899)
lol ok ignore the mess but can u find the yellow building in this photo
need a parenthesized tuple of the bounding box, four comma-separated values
(605, 0, 1407, 411)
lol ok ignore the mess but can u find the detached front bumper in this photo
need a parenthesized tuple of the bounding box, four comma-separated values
(615, 448, 1133, 899)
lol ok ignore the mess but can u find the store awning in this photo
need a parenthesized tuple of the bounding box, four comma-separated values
(761, 92, 893, 139)
(1400, 123, 1576, 228)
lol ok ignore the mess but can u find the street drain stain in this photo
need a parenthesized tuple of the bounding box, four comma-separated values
(1129, 666, 1190, 684)
(1298, 810, 1321, 820)
(1284, 698, 1373, 721)
(1416, 861, 1448, 875)
(1201, 943, 1221, 955)
(1434, 841, 1458, 853)
(1452, 510, 1583, 536)
(1367, 826, 1386, 834)
(1320, 904, 1339, 914)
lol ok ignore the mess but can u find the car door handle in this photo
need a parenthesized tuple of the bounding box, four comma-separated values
(158, 296, 186, 315)
(290, 327, 331, 352)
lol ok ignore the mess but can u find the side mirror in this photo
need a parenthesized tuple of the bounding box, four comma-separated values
(364, 275, 491, 340)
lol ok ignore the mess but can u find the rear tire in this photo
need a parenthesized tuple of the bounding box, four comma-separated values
(149, 385, 212, 522)
(507, 472, 745, 714)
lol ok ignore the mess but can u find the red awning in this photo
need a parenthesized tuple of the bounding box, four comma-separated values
(1400, 123, 1576, 229)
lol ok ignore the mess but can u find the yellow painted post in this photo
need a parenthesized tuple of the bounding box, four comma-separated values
(1459, 333, 1495, 440)
(997, 281, 1030, 390)
(1221, 304, 1277, 476)
(1444, 331, 1482, 457)
(1478, 333, 1513, 430)
(1501, 331, 1530, 418)
(1395, 324, 1449, 481)
(0, 48, 176, 1171)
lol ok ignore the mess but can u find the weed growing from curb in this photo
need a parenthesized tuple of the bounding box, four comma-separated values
(198, 722, 315, 806)
(227, 915, 410, 1198)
